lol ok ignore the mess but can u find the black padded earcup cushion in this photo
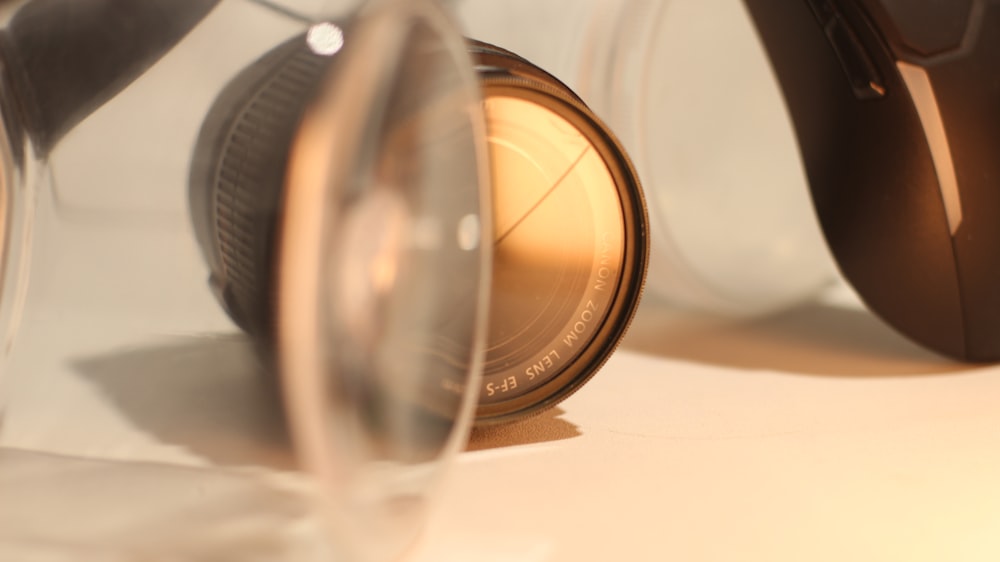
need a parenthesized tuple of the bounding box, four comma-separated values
(1, 0, 220, 154)
(188, 31, 333, 341)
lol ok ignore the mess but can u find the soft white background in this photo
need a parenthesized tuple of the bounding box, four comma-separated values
(3, 1, 999, 561)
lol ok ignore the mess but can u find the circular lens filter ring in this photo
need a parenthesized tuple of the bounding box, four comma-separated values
(471, 48, 648, 425)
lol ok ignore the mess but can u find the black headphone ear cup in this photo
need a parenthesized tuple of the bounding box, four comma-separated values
(3, 0, 220, 154)
(189, 33, 331, 341)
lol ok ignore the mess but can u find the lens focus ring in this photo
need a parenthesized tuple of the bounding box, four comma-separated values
(189, 34, 331, 339)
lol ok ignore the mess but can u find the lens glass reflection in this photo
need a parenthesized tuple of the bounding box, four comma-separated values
(480, 93, 625, 405)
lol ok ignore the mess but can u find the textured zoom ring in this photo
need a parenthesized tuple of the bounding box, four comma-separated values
(209, 38, 329, 337)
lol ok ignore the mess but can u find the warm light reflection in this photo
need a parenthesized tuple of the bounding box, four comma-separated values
(897, 61, 963, 235)
(479, 93, 626, 401)
(457, 213, 481, 251)
(485, 96, 621, 262)
(306, 22, 344, 56)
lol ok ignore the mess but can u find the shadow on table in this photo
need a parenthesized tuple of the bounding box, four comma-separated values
(72, 333, 580, 463)
(623, 296, 977, 378)
(73, 334, 296, 470)
(467, 407, 581, 452)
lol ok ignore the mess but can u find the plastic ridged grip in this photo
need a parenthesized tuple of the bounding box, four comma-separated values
(190, 33, 331, 340)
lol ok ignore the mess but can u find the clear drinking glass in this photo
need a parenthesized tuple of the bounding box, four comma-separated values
(0, 0, 490, 560)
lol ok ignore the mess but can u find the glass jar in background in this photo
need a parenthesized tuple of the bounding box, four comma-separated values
(0, 0, 491, 560)
(456, 0, 838, 316)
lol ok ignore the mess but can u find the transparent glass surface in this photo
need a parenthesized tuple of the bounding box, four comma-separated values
(0, 77, 37, 417)
(278, 1, 490, 559)
(0, 0, 489, 560)
(0, 448, 335, 562)
(456, 0, 837, 316)
(479, 95, 626, 402)
(576, 0, 836, 315)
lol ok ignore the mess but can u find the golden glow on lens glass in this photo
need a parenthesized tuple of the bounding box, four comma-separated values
(479, 94, 626, 405)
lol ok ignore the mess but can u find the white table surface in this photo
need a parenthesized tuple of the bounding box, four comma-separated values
(4, 1, 1000, 560)
(6, 284, 1000, 561)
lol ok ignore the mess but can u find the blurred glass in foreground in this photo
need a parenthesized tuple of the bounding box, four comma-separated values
(0, 0, 490, 560)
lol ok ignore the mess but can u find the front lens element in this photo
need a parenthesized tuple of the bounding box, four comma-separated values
(472, 72, 647, 423)
(483, 96, 623, 396)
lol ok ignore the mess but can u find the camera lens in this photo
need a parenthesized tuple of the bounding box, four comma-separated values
(190, 30, 647, 425)
(189, 17, 489, 411)
(192, 6, 492, 559)
(470, 43, 647, 424)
